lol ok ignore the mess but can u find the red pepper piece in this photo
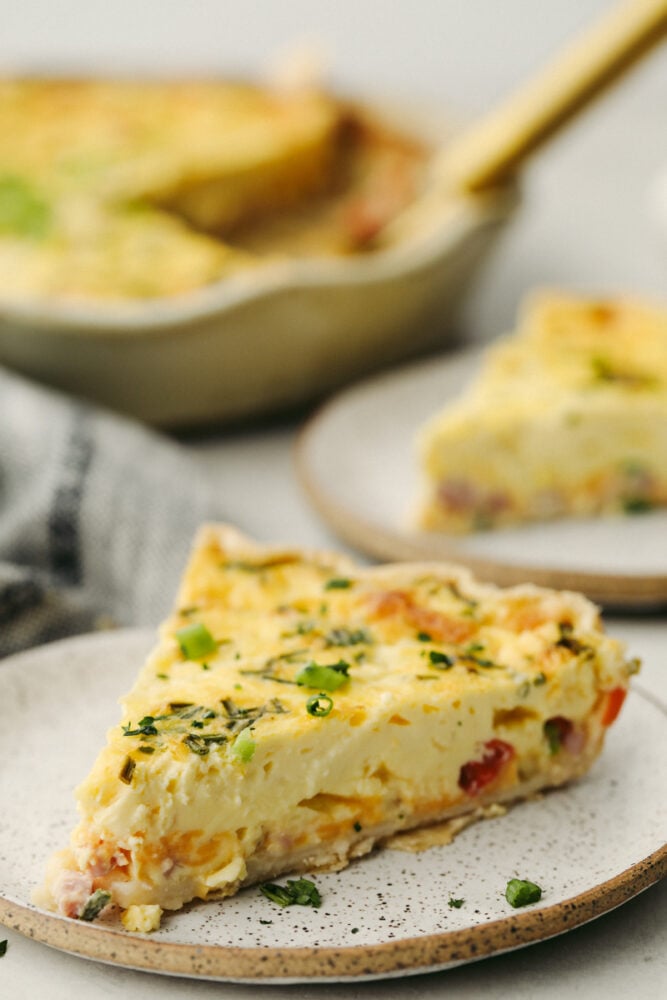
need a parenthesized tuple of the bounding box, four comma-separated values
(458, 738, 515, 796)
(601, 687, 627, 726)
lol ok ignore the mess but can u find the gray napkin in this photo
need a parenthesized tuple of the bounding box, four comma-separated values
(0, 366, 225, 657)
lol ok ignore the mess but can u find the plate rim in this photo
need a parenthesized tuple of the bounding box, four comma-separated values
(0, 627, 666, 983)
(1, 844, 665, 983)
(295, 353, 667, 610)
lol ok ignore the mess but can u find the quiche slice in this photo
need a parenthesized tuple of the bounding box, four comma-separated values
(417, 293, 667, 532)
(36, 524, 636, 930)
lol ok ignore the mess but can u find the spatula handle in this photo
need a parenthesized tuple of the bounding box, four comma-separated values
(439, 0, 667, 191)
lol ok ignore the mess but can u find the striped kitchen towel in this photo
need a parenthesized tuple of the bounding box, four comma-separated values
(0, 367, 226, 657)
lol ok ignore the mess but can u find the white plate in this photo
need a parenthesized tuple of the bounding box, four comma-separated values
(297, 350, 667, 609)
(0, 628, 665, 983)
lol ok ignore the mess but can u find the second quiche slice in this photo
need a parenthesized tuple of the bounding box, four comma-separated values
(37, 525, 635, 930)
(417, 293, 667, 532)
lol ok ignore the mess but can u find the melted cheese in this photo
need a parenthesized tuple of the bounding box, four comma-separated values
(36, 524, 636, 926)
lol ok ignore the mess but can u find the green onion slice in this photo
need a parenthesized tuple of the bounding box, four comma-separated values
(79, 889, 112, 922)
(295, 660, 350, 691)
(175, 622, 218, 660)
(306, 693, 334, 717)
(505, 878, 542, 907)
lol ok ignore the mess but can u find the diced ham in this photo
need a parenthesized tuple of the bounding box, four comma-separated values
(366, 589, 475, 643)
(53, 870, 93, 919)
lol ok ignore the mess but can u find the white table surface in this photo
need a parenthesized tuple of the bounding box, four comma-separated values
(1, 1, 666, 996)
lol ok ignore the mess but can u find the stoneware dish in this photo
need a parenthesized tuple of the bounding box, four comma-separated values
(0, 627, 665, 983)
(0, 100, 517, 429)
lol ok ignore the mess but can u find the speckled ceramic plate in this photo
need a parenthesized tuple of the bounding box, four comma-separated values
(0, 628, 665, 983)
(297, 350, 667, 610)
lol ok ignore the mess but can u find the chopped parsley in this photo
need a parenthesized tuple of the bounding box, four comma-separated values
(306, 692, 334, 717)
(505, 879, 542, 907)
(174, 622, 218, 660)
(417, 631, 432, 642)
(324, 578, 352, 590)
(295, 660, 350, 691)
(79, 889, 112, 922)
(447, 897, 464, 909)
(259, 878, 322, 908)
(0, 940, 7, 957)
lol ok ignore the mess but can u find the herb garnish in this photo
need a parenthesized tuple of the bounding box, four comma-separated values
(429, 650, 455, 669)
(325, 627, 372, 647)
(324, 578, 352, 590)
(306, 693, 334, 717)
(0, 940, 7, 957)
(122, 716, 159, 737)
(448, 897, 464, 909)
(556, 622, 588, 655)
(295, 660, 350, 691)
(79, 889, 112, 922)
(119, 756, 136, 785)
(259, 878, 322, 908)
(505, 879, 542, 907)
(175, 622, 218, 660)
(417, 631, 432, 642)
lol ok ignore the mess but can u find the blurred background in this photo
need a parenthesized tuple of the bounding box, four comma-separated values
(1, 0, 665, 346)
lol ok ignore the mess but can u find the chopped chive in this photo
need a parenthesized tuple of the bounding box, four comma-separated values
(175, 622, 218, 660)
(353, 821, 362, 832)
(119, 757, 136, 784)
(505, 879, 542, 907)
(138, 745, 155, 755)
(533, 672, 547, 686)
(417, 631, 432, 642)
(79, 889, 112, 922)
(306, 692, 334, 717)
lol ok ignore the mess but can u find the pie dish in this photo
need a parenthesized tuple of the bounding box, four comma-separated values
(0, 76, 517, 425)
